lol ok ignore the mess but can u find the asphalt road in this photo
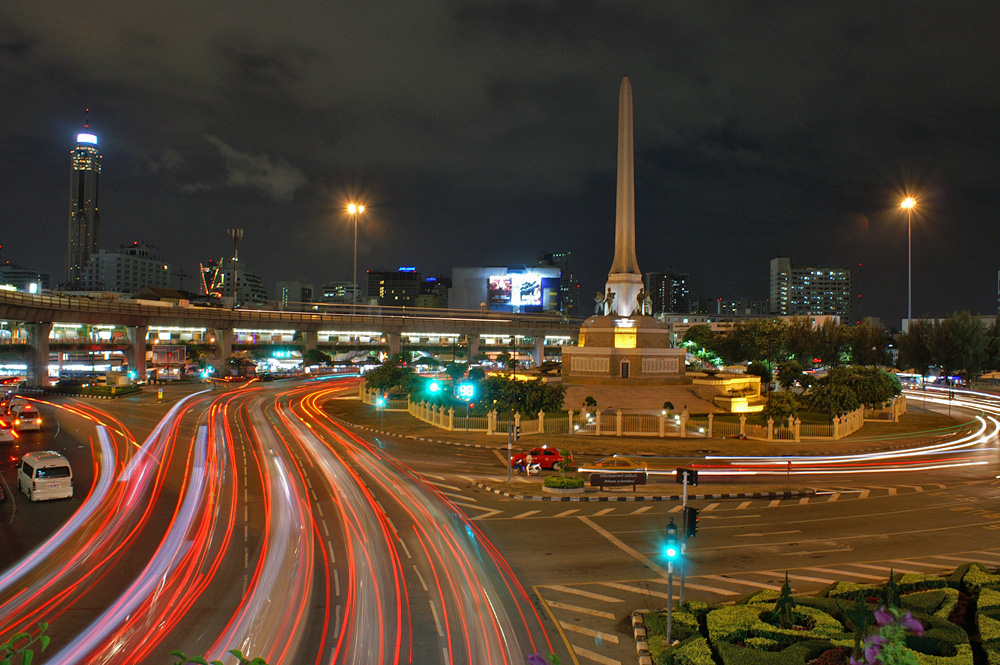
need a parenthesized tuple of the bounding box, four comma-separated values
(1, 379, 998, 665)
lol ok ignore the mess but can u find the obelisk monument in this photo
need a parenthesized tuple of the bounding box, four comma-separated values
(605, 75, 644, 317)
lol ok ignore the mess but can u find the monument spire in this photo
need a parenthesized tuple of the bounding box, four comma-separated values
(609, 75, 640, 276)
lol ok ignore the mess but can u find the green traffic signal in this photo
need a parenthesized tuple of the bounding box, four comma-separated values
(665, 518, 679, 560)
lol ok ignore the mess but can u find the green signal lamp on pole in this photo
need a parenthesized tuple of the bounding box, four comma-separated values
(665, 518, 679, 560)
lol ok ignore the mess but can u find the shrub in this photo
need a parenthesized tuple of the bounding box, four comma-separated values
(716, 639, 832, 665)
(981, 588, 1000, 611)
(962, 563, 1000, 593)
(651, 635, 714, 665)
(824, 581, 878, 599)
(813, 646, 852, 665)
(706, 604, 848, 647)
(542, 475, 583, 489)
(897, 573, 947, 594)
(646, 610, 699, 642)
(902, 590, 948, 614)
(978, 614, 1000, 644)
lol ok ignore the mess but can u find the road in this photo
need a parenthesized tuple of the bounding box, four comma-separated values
(0, 379, 998, 665)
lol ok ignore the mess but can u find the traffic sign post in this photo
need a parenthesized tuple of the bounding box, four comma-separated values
(676, 467, 698, 606)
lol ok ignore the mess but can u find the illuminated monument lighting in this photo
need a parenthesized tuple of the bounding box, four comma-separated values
(561, 77, 685, 385)
(66, 109, 101, 283)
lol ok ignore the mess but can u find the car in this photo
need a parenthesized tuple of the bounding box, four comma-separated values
(579, 456, 649, 473)
(510, 446, 573, 471)
(54, 378, 83, 389)
(0, 419, 15, 444)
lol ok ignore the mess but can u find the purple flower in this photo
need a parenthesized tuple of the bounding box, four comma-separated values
(527, 655, 548, 665)
(874, 605, 894, 626)
(899, 612, 925, 636)
(849, 657, 862, 665)
(864, 635, 887, 665)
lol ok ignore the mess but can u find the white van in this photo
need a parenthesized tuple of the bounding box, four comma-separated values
(18, 451, 73, 501)
(10, 403, 41, 431)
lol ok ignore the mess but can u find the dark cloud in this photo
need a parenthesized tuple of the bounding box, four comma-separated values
(1, 1, 998, 325)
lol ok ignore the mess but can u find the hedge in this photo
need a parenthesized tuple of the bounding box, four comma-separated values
(961, 563, 1000, 593)
(650, 634, 714, 665)
(542, 475, 583, 489)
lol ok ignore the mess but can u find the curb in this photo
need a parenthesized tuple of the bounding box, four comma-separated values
(472, 481, 814, 502)
(633, 610, 653, 665)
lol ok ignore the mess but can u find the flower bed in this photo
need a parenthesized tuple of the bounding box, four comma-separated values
(643, 563, 1000, 665)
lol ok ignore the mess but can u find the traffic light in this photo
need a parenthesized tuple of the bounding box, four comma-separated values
(428, 380, 441, 393)
(664, 518, 679, 560)
(512, 425, 521, 441)
(684, 506, 699, 538)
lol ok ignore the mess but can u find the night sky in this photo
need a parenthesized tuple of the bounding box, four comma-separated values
(2, 2, 999, 327)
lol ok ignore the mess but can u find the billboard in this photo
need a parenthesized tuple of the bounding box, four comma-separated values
(488, 276, 512, 306)
(487, 272, 557, 311)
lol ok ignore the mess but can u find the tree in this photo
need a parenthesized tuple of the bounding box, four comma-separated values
(444, 362, 467, 382)
(468, 366, 486, 381)
(363, 361, 415, 395)
(776, 360, 804, 391)
(807, 383, 860, 418)
(847, 321, 888, 366)
(496, 351, 515, 371)
(746, 361, 773, 393)
(783, 317, 819, 366)
(896, 319, 934, 375)
(815, 319, 849, 367)
(762, 392, 798, 423)
(823, 366, 900, 407)
(732, 319, 787, 364)
(682, 324, 713, 350)
(932, 311, 986, 381)
(477, 376, 565, 415)
(303, 348, 332, 366)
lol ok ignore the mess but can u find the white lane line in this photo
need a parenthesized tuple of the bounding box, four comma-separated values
(315, 503, 324, 517)
(799, 497, 810, 505)
(631, 506, 652, 515)
(887, 559, 949, 570)
(327, 543, 336, 564)
(469, 508, 503, 520)
(734, 530, 801, 538)
(826, 492, 842, 503)
(334, 570, 340, 596)
(648, 578, 740, 596)
(929, 554, 1000, 566)
(592, 508, 615, 517)
(546, 585, 624, 603)
(427, 480, 463, 492)
(554, 509, 580, 518)
(781, 573, 838, 584)
(601, 581, 672, 601)
(560, 621, 620, 644)
(668, 505, 683, 513)
(804, 567, 885, 580)
(578, 516, 668, 577)
(429, 600, 445, 637)
(546, 601, 615, 620)
(513, 510, 542, 519)
(335, 605, 342, 637)
(399, 539, 412, 559)
(423, 473, 446, 481)
(413, 565, 429, 592)
(737, 501, 753, 510)
(850, 563, 923, 575)
(440, 490, 478, 503)
(701, 575, 781, 591)
(858, 489, 870, 500)
(702, 502, 720, 512)
(572, 644, 621, 665)
(767, 499, 781, 508)
(322, 521, 330, 536)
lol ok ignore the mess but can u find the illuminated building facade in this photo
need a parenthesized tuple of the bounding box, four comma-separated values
(366, 267, 423, 306)
(769, 257, 851, 318)
(537, 251, 579, 316)
(66, 129, 101, 283)
(81, 241, 172, 294)
(645, 270, 689, 314)
(275, 280, 314, 309)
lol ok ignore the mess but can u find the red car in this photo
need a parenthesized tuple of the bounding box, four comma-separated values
(510, 446, 573, 471)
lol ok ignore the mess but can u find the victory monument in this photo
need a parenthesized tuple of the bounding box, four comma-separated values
(562, 77, 687, 387)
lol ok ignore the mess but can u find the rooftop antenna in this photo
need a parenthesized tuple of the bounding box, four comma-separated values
(84, 107, 90, 129)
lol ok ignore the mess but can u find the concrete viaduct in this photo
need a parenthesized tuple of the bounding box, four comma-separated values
(0, 290, 580, 387)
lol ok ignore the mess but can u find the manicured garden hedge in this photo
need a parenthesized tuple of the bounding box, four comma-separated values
(542, 475, 584, 489)
(644, 562, 1000, 665)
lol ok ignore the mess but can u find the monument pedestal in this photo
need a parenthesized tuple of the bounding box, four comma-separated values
(562, 315, 685, 384)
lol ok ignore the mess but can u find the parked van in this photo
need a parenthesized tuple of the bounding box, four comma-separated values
(10, 403, 41, 431)
(18, 451, 73, 501)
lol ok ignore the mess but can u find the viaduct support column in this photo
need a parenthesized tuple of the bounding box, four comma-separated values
(467, 333, 480, 362)
(126, 325, 149, 381)
(301, 329, 318, 353)
(384, 332, 401, 357)
(25, 322, 53, 388)
(213, 328, 234, 378)
(532, 336, 545, 367)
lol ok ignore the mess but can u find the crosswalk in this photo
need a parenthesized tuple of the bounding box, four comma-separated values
(538, 549, 1000, 665)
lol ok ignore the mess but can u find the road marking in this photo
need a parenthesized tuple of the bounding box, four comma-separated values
(572, 643, 621, 665)
(427, 480, 463, 492)
(734, 530, 801, 538)
(850, 563, 921, 575)
(398, 539, 412, 559)
(702, 502, 720, 512)
(429, 600, 445, 637)
(493, 450, 508, 465)
(804, 567, 885, 580)
(929, 554, 1000, 566)
(554, 509, 580, 518)
(423, 473, 446, 481)
(658, 579, 741, 596)
(799, 497, 810, 505)
(578, 516, 668, 577)
(546, 585, 624, 603)
(737, 501, 753, 510)
(592, 508, 616, 517)
(560, 621, 620, 644)
(701, 575, 781, 591)
(887, 559, 949, 570)
(668, 505, 683, 513)
(334, 570, 340, 596)
(781, 548, 852, 556)
(440, 490, 477, 503)
(768, 499, 781, 507)
(513, 510, 542, 519)
(321, 521, 330, 536)
(782, 573, 838, 584)
(412, 565, 428, 592)
(335, 605, 341, 637)
(826, 492, 842, 503)
(469, 507, 503, 520)
(546, 600, 616, 620)
(631, 506, 652, 515)
(888, 488, 897, 496)
(858, 489, 870, 500)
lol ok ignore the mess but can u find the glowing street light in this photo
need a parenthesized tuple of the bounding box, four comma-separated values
(900, 196, 917, 327)
(347, 203, 366, 305)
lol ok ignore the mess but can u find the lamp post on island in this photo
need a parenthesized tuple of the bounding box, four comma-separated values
(347, 203, 366, 305)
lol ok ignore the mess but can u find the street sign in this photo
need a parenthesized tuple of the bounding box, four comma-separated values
(590, 472, 647, 489)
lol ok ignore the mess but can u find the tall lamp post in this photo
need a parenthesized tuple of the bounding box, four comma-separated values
(900, 197, 917, 327)
(347, 203, 365, 305)
(227, 227, 243, 310)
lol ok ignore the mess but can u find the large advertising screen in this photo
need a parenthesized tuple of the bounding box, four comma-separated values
(488, 272, 553, 310)
(488, 276, 512, 306)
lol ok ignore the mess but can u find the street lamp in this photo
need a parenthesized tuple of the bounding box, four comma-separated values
(900, 196, 917, 327)
(347, 203, 366, 305)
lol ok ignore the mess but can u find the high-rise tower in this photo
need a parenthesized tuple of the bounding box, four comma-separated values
(66, 111, 101, 283)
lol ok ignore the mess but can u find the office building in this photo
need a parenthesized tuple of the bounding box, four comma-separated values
(645, 270, 689, 314)
(81, 241, 172, 294)
(0, 261, 50, 293)
(537, 251, 579, 316)
(321, 281, 359, 304)
(66, 126, 102, 283)
(215, 263, 269, 307)
(275, 280, 314, 309)
(366, 267, 423, 306)
(769, 257, 851, 318)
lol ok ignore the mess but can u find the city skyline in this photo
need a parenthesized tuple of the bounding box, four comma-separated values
(2, 3, 999, 326)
